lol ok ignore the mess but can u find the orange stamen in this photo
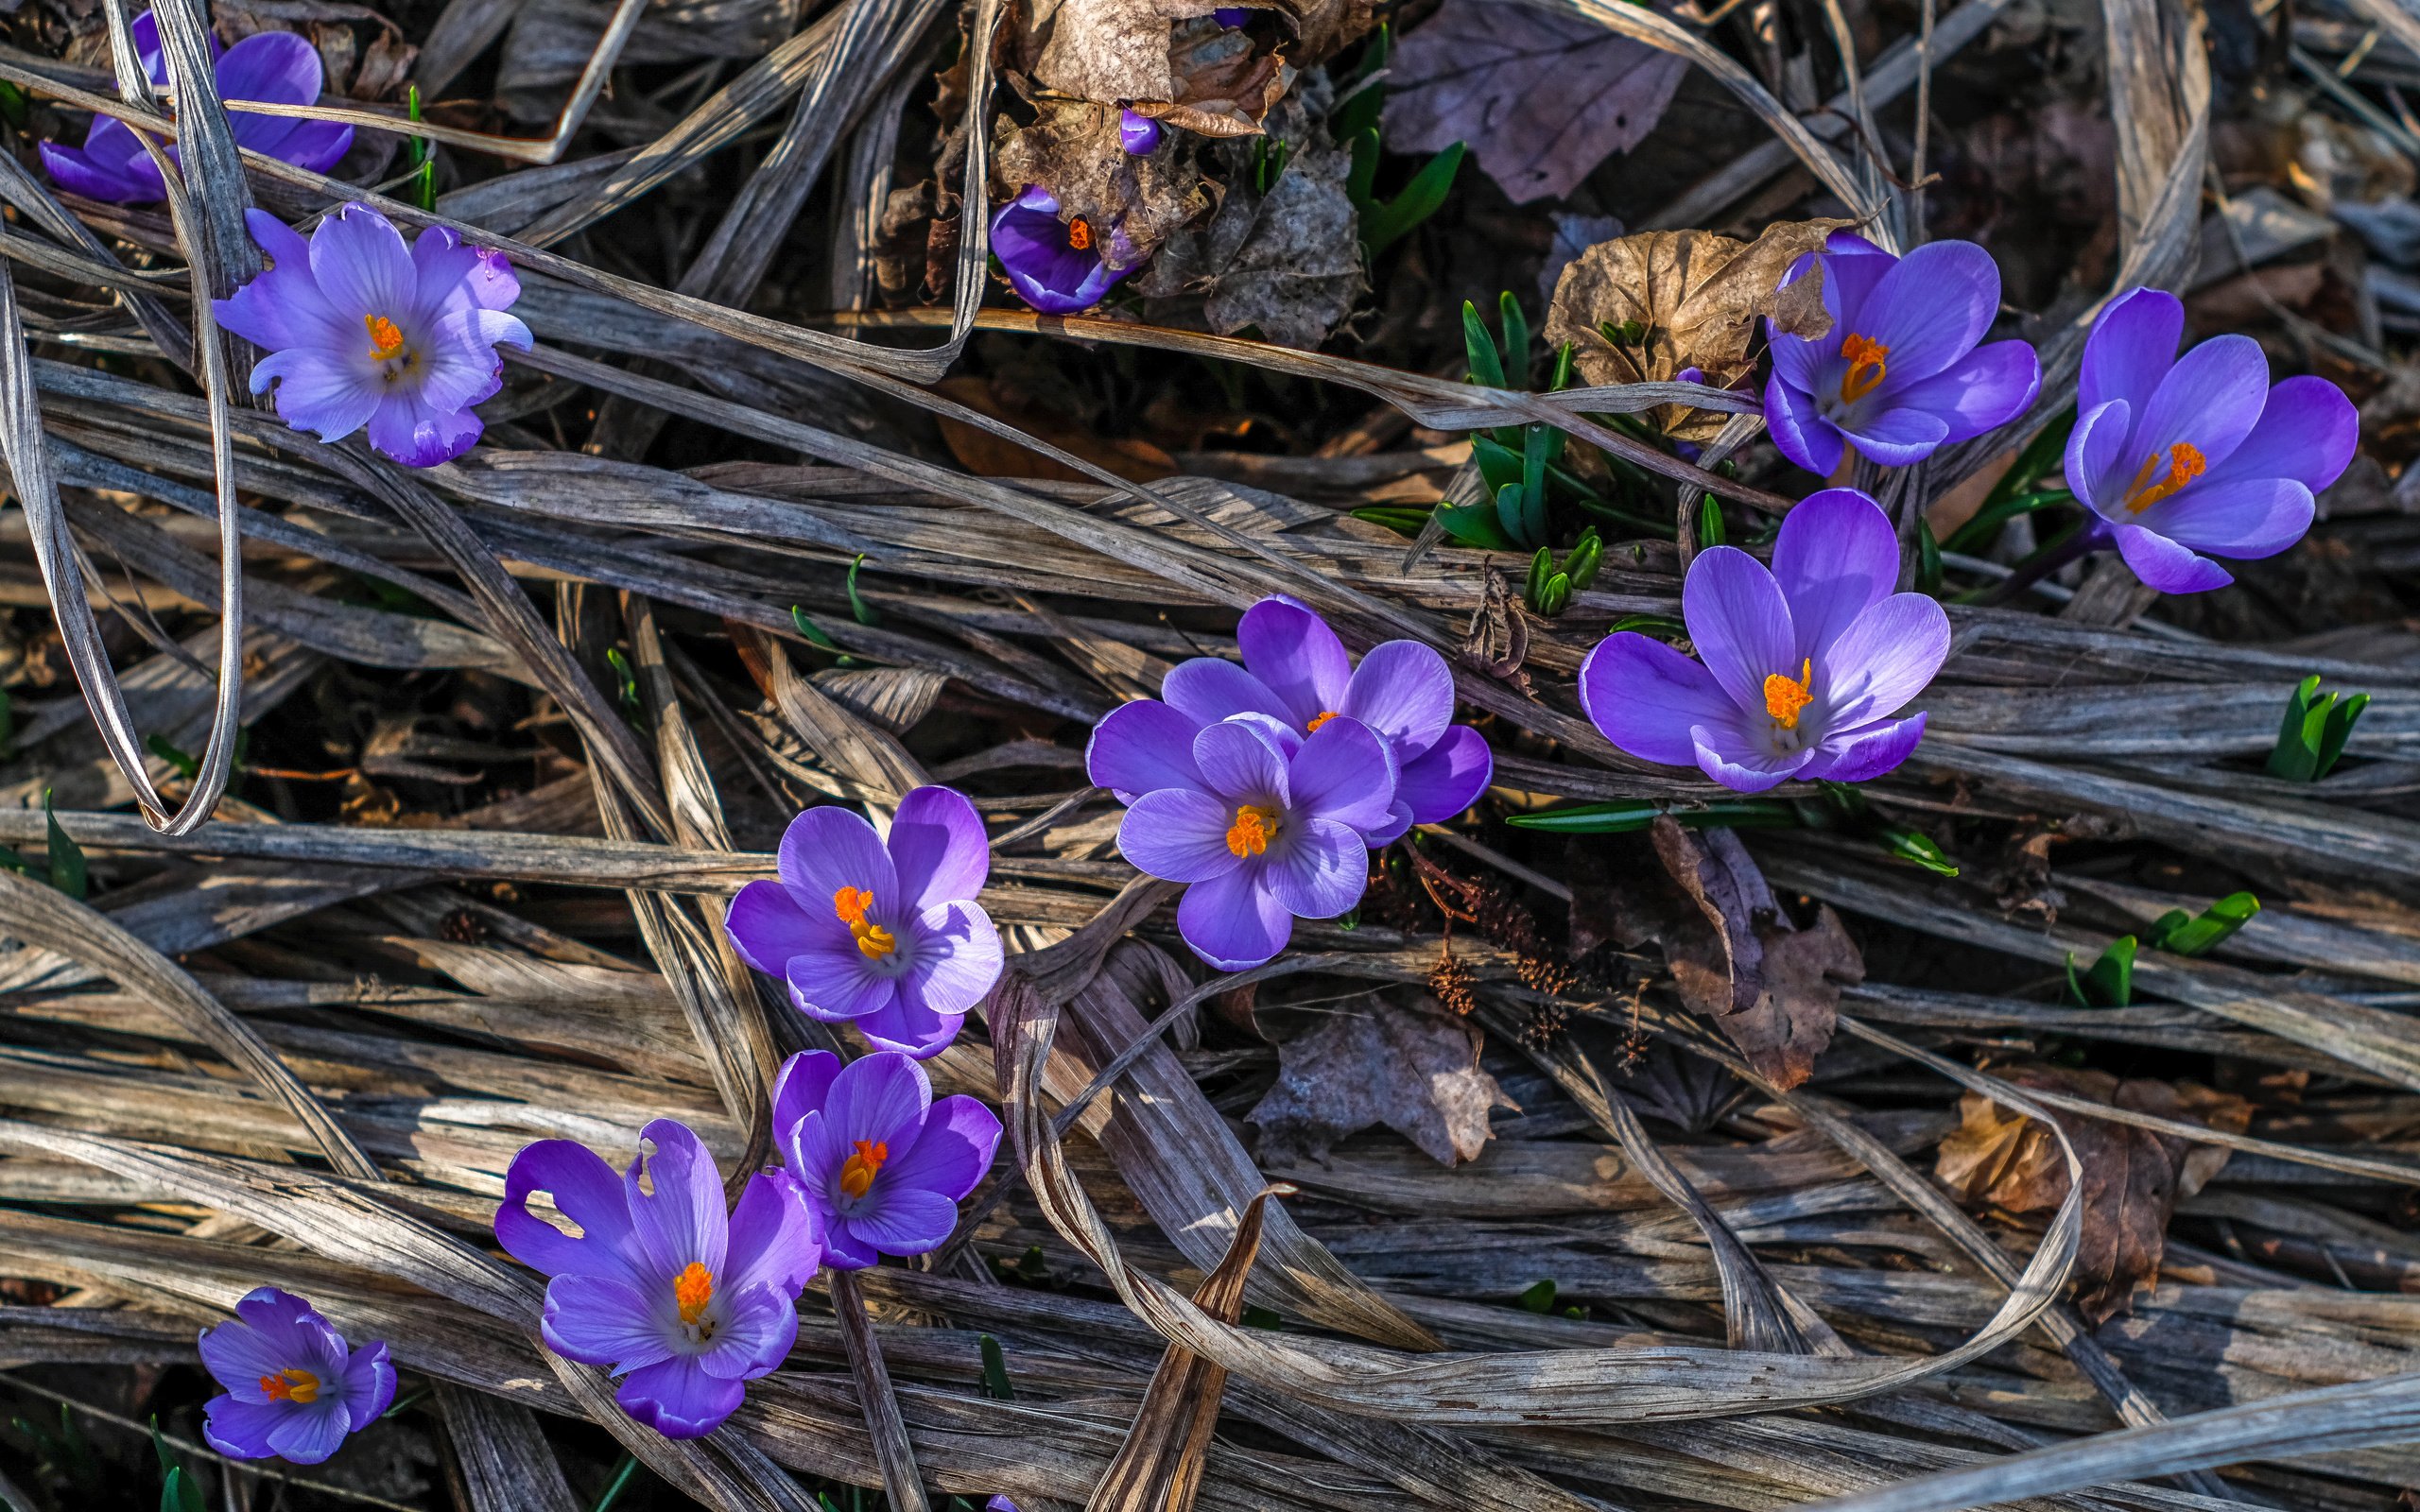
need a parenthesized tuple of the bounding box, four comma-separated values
(364, 314, 405, 360)
(1225, 804, 1274, 858)
(1839, 333, 1889, 403)
(1067, 216, 1094, 252)
(1764, 658, 1815, 730)
(2120, 441, 2206, 513)
(832, 885, 897, 958)
(833, 885, 874, 925)
(839, 1140, 890, 1200)
(1305, 711, 1340, 733)
(258, 1368, 320, 1404)
(673, 1261, 714, 1327)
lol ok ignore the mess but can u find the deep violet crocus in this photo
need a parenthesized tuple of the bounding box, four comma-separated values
(1119, 109, 1164, 155)
(1764, 232, 2040, 475)
(1091, 711, 1397, 969)
(41, 10, 353, 203)
(1093, 595, 1493, 846)
(213, 202, 530, 468)
(198, 1287, 394, 1465)
(725, 786, 1003, 1059)
(992, 184, 1132, 315)
(773, 1050, 1003, 1269)
(497, 1118, 821, 1439)
(1580, 489, 1948, 793)
(2062, 287, 2357, 593)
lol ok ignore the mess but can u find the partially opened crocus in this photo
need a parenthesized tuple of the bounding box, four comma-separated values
(1764, 232, 2040, 475)
(42, 11, 354, 203)
(1096, 595, 1492, 845)
(1091, 711, 1396, 968)
(1581, 489, 1948, 792)
(1119, 109, 1164, 154)
(774, 1050, 1002, 1269)
(2063, 287, 2357, 593)
(213, 202, 529, 468)
(199, 1287, 394, 1465)
(992, 184, 1133, 315)
(497, 1119, 821, 1440)
(725, 786, 1002, 1059)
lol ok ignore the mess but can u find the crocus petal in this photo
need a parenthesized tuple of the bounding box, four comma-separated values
(1805, 713, 1928, 783)
(1236, 596, 1352, 725)
(2079, 287, 2183, 418)
(2203, 375, 2359, 494)
(819, 1216, 883, 1271)
(498, 1140, 643, 1285)
(2129, 333, 2270, 473)
(770, 1052, 841, 1145)
(2138, 475, 2314, 559)
(1577, 631, 1737, 769)
(617, 1357, 745, 1440)
(784, 942, 897, 1023)
(337, 1341, 396, 1429)
(202, 1397, 285, 1460)
(1338, 639, 1454, 759)
(2066, 397, 2134, 518)
(1883, 338, 2040, 445)
(253, 347, 382, 442)
(1691, 727, 1817, 794)
(415, 228, 523, 316)
(271, 117, 353, 173)
(693, 1282, 799, 1379)
(1817, 231, 1897, 331)
(1681, 546, 1797, 713)
(216, 209, 348, 351)
(365, 391, 483, 468)
(1262, 816, 1367, 919)
(1086, 698, 1206, 800)
(826, 1052, 935, 1157)
(626, 1118, 728, 1283)
(541, 1273, 677, 1374)
(902, 899, 1003, 1019)
(880, 1094, 1002, 1204)
(228, 1289, 345, 1378)
(723, 1171, 821, 1298)
(265, 1403, 353, 1465)
(850, 994, 962, 1059)
(1771, 488, 1897, 662)
(1193, 717, 1290, 804)
(1845, 239, 1999, 383)
(215, 32, 323, 156)
(1119, 787, 1246, 883)
(1394, 724, 1493, 825)
(416, 306, 530, 414)
(43, 122, 164, 201)
(889, 785, 990, 909)
(777, 805, 899, 919)
(1813, 592, 1950, 731)
(841, 1185, 960, 1256)
(2113, 524, 2235, 593)
(1763, 369, 1844, 476)
(1177, 866, 1292, 970)
(1836, 404, 1952, 467)
(311, 202, 417, 322)
(199, 1316, 291, 1397)
(726, 877, 853, 976)
(1286, 714, 1396, 837)
(1163, 656, 1295, 730)
(1766, 328, 1826, 396)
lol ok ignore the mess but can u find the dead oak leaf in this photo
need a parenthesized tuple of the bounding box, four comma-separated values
(1030, 0, 1229, 105)
(1382, 0, 1686, 204)
(1250, 994, 1517, 1167)
(1128, 23, 1288, 137)
(1542, 219, 1845, 440)
(1140, 129, 1361, 348)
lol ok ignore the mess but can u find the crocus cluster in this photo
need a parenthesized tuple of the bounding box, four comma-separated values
(214, 202, 530, 468)
(1582, 489, 1948, 792)
(1764, 232, 2040, 475)
(1088, 596, 1494, 969)
(2062, 287, 2356, 593)
(42, 10, 353, 203)
(199, 1287, 393, 1465)
(725, 785, 1004, 1059)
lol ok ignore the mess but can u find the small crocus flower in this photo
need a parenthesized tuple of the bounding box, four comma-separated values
(2063, 287, 2357, 593)
(726, 786, 1002, 1059)
(1764, 232, 2040, 475)
(497, 1119, 821, 1439)
(992, 184, 1133, 315)
(1094, 595, 1492, 847)
(773, 1050, 1002, 1269)
(212, 202, 530, 468)
(1580, 489, 1948, 793)
(1119, 109, 1164, 155)
(1091, 711, 1397, 969)
(198, 1287, 394, 1465)
(41, 10, 354, 204)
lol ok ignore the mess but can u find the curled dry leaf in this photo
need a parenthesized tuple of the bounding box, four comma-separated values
(994, 98, 1213, 268)
(1128, 20, 1288, 137)
(1383, 0, 1687, 204)
(1542, 219, 1847, 441)
(1140, 127, 1362, 349)
(1935, 1065, 2255, 1323)
(1249, 992, 1517, 1167)
(1028, 0, 1231, 104)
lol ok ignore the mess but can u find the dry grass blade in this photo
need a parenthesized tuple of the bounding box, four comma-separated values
(829, 1268, 931, 1512)
(439, 1384, 581, 1512)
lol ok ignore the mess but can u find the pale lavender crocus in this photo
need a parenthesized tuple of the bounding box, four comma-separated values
(1581, 489, 1948, 792)
(992, 185, 1132, 315)
(774, 1050, 1002, 1269)
(497, 1119, 821, 1439)
(726, 787, 1003, 1059)
(213, 202, 530, 467)
(1765, 232, 2040, 475)
(41, 11, 353, 203)
(2063, 287, 2357, 593)
(198, 1287, 394, 1465)
(1090, 710, 1397, 969)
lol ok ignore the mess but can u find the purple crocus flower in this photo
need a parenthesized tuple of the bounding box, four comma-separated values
(1764, 232, 2040, 475)
(42, 11, 353, 203)
(1090, 711, 1396, 969)
(497, 1118, 821, 1440)
(2062, 287, 2357, 593)
(773, 1050, 1002, 1269)
(1093, 596, 1492, 846)
(215, 202, 528, 469)
(1580, 489, 1948, 792)
(1214, 7, 1249, 24)
(198, 1287, 394, 1465)
(725, 786, 1002, 1060)
(1119, 109, 1164, 155)
(992, 184, 1133, 315)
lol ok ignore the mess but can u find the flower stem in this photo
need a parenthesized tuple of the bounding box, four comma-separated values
(1968, 525, 2099, 608)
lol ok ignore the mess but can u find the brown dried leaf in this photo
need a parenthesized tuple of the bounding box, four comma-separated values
(1268, 0, 1376, 66)
(993, 98, 1211, 267)
(1029, 0, 1228, 104)
(933, 374, 1180, 483)
(1139, 129, 1361, 349)
(1249, 993, 1517, 1166)
(351, 27, 416, 101)
(1129, 23, 1288, 137)
(1543, 220, 1847, 440)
